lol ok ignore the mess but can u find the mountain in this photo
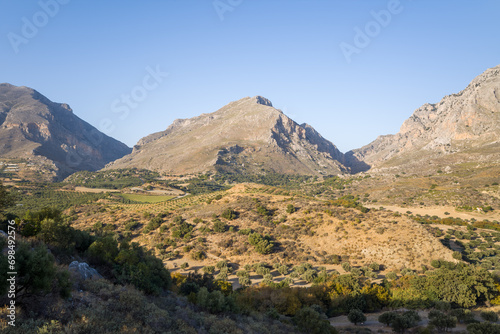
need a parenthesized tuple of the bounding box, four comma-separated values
(347, 65, 500, 173)
(0, 83, 131, 179)
(107, 96, 350, 175)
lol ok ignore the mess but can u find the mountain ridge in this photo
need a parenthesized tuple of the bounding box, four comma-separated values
(106, 95, 353, 175)
(347, 64, 500, 172)
(0, 83, 131, 179)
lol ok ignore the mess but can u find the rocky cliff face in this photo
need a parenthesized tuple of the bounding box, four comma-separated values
(107, 96, 348, 175)
(348, 65, 500, 172)
(0, 83, 131, 179)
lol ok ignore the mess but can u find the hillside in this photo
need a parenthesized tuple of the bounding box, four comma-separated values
(0, 83, 131, 179)
(69, 183, 456, 275)
(106, 96, 351, 176)
(347, 65, 500, 174)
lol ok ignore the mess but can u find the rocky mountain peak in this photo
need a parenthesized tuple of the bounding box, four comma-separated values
(0, 83, 131, 179)
(253, 96, 273, 107)
(348, 64, 500, 172)
(107, 95, 349, 175)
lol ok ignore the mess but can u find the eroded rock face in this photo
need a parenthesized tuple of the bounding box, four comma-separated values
(0, 83, 131, 179)
(348, 65, 500, 172)
(68, 261, 102, 280)
(107, 96, 349, 176)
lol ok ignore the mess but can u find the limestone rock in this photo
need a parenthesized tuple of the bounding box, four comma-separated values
(68, 261, 102, 280)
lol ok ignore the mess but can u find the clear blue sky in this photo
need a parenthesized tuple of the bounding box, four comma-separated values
(1, 0, 499, 152)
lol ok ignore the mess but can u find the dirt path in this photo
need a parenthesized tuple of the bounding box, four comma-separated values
(329, 310, 469, 332)
(367, 204, 500, 221)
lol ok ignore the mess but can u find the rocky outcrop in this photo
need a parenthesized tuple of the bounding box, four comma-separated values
(107, 96, 348, 175)
(348, 65, 500, 172)
(0, 83, 131, 179)
(68, 261, 102, 280)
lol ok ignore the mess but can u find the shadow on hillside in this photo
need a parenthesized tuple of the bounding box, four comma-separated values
(344, 151, 371, 174)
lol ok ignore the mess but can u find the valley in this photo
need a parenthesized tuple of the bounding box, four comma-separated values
(1, 64, 500, 333)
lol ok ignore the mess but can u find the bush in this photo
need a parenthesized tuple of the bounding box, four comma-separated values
(191, 250, 206, 261)
(238, 228, 252, 235)
(248, 233, 274, 254)
(386, 311, 421, 333)
(202, 266, 215, 274)
(87, 235, 119, 265)
(347, 308, 366, 325)
(114, 241, 172, 295)
(341, 262, 351, 272)
(286, 204, 296, 214)
(196, 287, 225, 312)
(481, 311, 499, 322)
(378, 312, 398, 326)
(278, 265, 289, 276)
(467, 322, 500, 334)
(146, 217, 163, 230)
(221, 208, 237, 220)
(12, 242, 57, 296)
(212, 219, 228, 233)
(125, 220, 140, 231)
(256, 204, 271, 216)
(172, 220, 194, 239)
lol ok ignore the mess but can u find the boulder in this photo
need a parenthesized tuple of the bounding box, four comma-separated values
(69, 261, 102, 280)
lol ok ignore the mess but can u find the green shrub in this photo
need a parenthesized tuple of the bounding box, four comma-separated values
(125, 220, 140, 231)
(221, 208, 237, 220)
(347, 308, 366, 325)
(481, 311, 499, 322)
(146, 217, 163, 230)
(248, 233, 274, 254)
(212, 219, 228, 233)
(467, 322, 500, 334)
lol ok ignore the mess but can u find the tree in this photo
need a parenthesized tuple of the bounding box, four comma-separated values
(294, 307, 337, 334)
(378, 312, 398, 326)
(301, 269, 317, 283)
(278, 265, 289, 276)
(238, 275, 251, 287)
(481, 311, 499, 322)
(425, 265, 496, 308)
(428, 310, 457, 332)
(390, 311, 421, 334)
(286, 204, 296, 214)
(467, 322, 500, 334)
(14, 242, 56, 297)
(347, 309, 366, 325)
(38, 218, 73, 250)
(87, 235, 119, 265)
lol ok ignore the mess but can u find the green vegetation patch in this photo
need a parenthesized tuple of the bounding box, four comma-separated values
(117, 193, 174, 203)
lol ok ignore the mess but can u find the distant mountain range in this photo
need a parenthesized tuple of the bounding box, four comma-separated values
(2, 64, 499, 179)
(0, 83, 131, 179)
